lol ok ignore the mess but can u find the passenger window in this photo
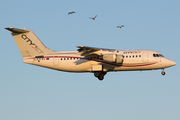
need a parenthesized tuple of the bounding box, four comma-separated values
(129, 56, 131, 58)
(64, 58, 66, 60)
(126, 56, 128, 58)
(136, 55, 138, 57)
(139, 55, 141, 57)
(132, 55, 134, 58)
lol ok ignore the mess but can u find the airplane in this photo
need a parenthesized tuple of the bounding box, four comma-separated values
(5, 27, 176, 80)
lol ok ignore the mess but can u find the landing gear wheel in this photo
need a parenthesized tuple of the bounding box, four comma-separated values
(94, 71, 107, 80)
(161, 69, 165, 75)
(94, 72, 101, 77)
(161, 71, 165, 75)
(98, 75, 104, 80)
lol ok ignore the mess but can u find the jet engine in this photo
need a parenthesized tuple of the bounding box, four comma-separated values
(103, 53, 124, 63)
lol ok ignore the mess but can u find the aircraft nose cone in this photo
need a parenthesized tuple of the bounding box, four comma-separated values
(170, 60, 176, 66)
(163, 59, 176, 68)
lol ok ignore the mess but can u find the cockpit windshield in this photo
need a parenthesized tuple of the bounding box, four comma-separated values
(153, 54, 164, 57)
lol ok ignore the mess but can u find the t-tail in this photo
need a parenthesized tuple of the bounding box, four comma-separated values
(5, 27, 55, 57)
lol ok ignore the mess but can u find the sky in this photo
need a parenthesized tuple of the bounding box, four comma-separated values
(0, 0, 180, 120)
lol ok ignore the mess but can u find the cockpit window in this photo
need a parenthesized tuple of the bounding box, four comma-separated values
(153, 54, 164, 57)
(159, 54, 164, 57)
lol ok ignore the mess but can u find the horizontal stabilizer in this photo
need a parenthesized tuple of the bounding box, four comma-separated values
(5, 27, 29, 33)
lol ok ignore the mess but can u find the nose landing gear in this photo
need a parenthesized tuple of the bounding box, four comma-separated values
(94, 71, 107, 80)
(161, 69, 166, 75)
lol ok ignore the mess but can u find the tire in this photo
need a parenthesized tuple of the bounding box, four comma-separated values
(161, 71, 165, 75)
(98, 75, 104, 80)
(94, 72, 101, 77)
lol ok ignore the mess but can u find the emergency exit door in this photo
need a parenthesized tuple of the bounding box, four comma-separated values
(142, 53, 149, 62)
(53, 56, 59, 66)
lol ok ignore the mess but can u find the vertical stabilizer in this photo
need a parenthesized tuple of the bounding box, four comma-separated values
(5, 27, 55, 57)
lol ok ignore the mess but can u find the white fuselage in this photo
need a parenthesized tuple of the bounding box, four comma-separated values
(23, 50, 176, 72)
(6, 27, 176, 80)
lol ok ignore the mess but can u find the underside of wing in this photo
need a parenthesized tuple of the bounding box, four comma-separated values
(77, 46, 124, 64)
(77, 46, 115, 56)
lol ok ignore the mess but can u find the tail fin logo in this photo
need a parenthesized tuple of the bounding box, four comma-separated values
(21, 34, 35, 45)
(21, 34, 44, 54)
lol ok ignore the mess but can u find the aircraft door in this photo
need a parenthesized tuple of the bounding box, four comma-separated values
(142, 53, 149, 62)
(53, 56, 59, 66)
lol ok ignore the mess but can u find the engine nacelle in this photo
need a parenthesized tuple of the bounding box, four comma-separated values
(103, 53, 124, 63)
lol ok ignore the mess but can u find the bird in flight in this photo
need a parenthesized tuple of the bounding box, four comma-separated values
(117, 25, 124, 28)
(89, 15, 97, 20)
(68, 11, 75, 15)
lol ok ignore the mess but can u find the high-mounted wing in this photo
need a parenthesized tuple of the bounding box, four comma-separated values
(77, 46, 115, 52)
(77, 46, 115, 56)
(77, 46, 124, 64)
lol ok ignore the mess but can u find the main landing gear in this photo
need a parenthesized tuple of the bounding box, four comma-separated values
(94, 71, 107, 81)
(161, 69, 165, 75)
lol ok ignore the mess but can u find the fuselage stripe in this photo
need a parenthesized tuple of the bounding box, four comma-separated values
(24, 56, 158, 67)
